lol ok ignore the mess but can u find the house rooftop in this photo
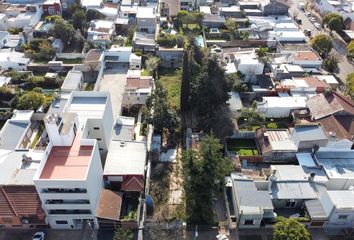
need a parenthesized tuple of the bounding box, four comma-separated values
(39, 133, 93, 180)
(292, 51, 321, 61)
(291, 125, 328, 145)
(104, 141, 146, 176)
(85, 49, 103, 62)
(112, 116, 135, 141)
(61, 70, 82, 92)
(231, 174, 273, 214)
(317, 115, 354, 140)
(96, 189, 122, 221)
(136, 6, 156, 18)
(326, 191, 354, 209)
(125, 76, 152, 89)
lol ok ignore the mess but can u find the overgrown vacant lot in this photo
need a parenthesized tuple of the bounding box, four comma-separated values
(158, 68, 182, 111)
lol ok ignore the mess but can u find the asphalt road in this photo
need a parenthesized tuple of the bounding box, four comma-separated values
(289, 1, 354, 86)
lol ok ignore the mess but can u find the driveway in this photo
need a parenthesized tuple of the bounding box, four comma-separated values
(98, 63, 129, 118)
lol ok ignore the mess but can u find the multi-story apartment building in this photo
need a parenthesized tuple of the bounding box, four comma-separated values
(136, 6, 157, 34)
(33, 91, 114, 229)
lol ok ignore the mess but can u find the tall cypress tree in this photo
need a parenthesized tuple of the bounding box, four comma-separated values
(181, 49, 191, 113)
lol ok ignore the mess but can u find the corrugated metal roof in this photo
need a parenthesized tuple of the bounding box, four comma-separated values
(0, 121, 29, 150)
(305, 199, 328, 220)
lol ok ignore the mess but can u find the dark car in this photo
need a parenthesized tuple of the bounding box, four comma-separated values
(304, 29, 312, 37)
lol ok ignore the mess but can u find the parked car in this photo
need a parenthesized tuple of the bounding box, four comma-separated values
(32, 232, 45, 240)
(314, 22, 321, 29)
(309, 17, 316, 22)
(305, 12, 311, 17)
(304, 29, 312, 37)
(296, 18, 302, 24)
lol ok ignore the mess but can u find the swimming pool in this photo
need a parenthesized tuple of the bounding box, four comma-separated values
(195, 35, 205, 48)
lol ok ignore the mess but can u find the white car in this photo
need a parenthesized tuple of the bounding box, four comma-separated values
(216, 234, 229, 240)
(309, 17, 316, 22)
(314, 22, 321, 29)
(32, 232, 45, 240)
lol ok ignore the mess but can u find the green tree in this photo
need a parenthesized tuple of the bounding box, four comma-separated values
(182, 134, 233, 225)
(0, 86, 15, 101)
(346, 73, 354, 98)
(273, 217, 311, 240)
(323, 13, 343, 32)
(113, 226, 133, 240)
(311, 34, 332, 57)
(157, 33, 177, 48)
(45, 15, 63, 23)
(144, 83, 179, 134)
(347, 40, 354, 58)
(51, 18, 76, 45)
(86, 9, 104, 21)
(322, 56, 338, 72)
(145, 56, 160, 77)
(225, 18, 238, 39)
(16, 91, 45, 110)
(72, 9, 87, 31)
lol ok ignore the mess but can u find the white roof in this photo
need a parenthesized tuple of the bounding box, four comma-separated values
(225, 62, 237, 74)
(281, 78, 308, 88)
(199, 6, 211, 14)
(99, 7, 118, 17)
(267, 130, 298, 151)
(262, 96, 307, 108)
(66, 92, 108, 126)
(0, 49, 30, 64)
(220, 5, 241, 12)
(228, 91, 243, 112)
(326, 191, 354, 209)
(81, 0, 102, 8)
(297, 153, 316, 167)
(0, 76, 11, 87)
(104, 141, 146, 175)
(314, 75, 338, 85)
(137, 6, 156, 18)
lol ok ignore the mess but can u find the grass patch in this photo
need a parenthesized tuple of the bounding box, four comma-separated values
(31, 122, 45, 149)
(158, 68, 182, 110)
(238, 149, 259, 156)
(226, 138, 259, 155)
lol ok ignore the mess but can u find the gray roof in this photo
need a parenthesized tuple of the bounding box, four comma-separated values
(61, 71, 83, 92)
(0, 121, 29, 149)
(305, 199, 328, 220)
(234, 179, 273, 213)
(271, 181, 323, 200)
(112, 117, 135, 141)
(291, 125, 328, 144)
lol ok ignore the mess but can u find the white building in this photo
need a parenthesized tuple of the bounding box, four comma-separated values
(87, 20, 115, 46)
(0, 49, 30, 70)
(233, 50, 264, 79)
(61, 70, 83, 93)
(33, 91, 114, 229)
(257, 94, 308, 118)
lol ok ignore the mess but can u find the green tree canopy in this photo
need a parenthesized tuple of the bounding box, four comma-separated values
(51, 18, 76, 45)
(322, 56, 338, 73)
(323, 13, 343, 32)
(273, 217, 311, 240)
(311, 34, 333, 57)
(16, 91, 45, 110)
(347, 40, 354, 58)
(346, 73, 354, 98)
(145, 56, 160, 76)
(72, 9, 87, 31)
(86, 9, 104, 22)
(157, 33, 177, 48)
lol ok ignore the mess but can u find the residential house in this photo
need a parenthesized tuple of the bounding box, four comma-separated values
(0, 49, 30, 71)
(3, 33, 24, 50)
(133, 31, 157, 52)
(84, 49, 104, 72)
(0, 31, 9, 48)
(119, 0, 138, 20)
(268, 165, 327, 210)
(276, 77, 329, 94)
(226, 173, 275, 229)
(202, 14, 226, 28)
(290, 125, 329, 150)
(33, 21, 53, 38)
(42, 0, 62, 16)
(228, 92, 243, 117)
(314, 75, 339, 90)
(306, 92, 354, 140)
(180, 0, 195, 11)
(81, 0, 102, 10)
(226, 50, 264, 80)
(87, 20, 115, 47)
(0, 4, 43, 30)
(0, 110, 47, 228)
(287, 51, 323, 69)
(256, 128, 298, 161)
(306, 190, 354, 230)
(136, 6, 157, 34)
(160, 0, 180, 17)
(123, 76, 153, 106)
(219, 6, 242, 17)
(33, 91, 114, 229)
(157, 47, 183, 68)
(261, 0, 290, 15)
(271, 62, 305, 80)
(61, 70, 83, 93)
(257, 94, 308, 118)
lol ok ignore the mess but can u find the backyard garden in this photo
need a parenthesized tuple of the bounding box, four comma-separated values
(226, 138, 259, 156)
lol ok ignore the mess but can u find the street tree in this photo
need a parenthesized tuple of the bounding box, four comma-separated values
(311, 33, 333, 57)
(323, 13, 343, 32)
(322, 56, 338, 72)
(273, 217, 311, 240)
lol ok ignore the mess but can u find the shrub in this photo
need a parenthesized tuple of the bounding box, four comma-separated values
(266, 122, 278, 129)
(157, 33, 177, 48)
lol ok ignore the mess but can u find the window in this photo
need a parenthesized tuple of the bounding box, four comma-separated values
(96, 138, 102, 141)
(338, 215, 348, 220)
(93, 127, 100, 130)
(56, 220, 68, 224)
(99, 148, 103, 151)
(285, 200, 296, 208)
(244, 220, 255, 225)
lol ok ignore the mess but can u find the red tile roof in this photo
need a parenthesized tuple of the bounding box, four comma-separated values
(293, 51, 321, 61)
(121, 176, 144, 192)
(318, 115, 354, 140)
(96, 189, 122, 221)
(125, 77, 152, 89)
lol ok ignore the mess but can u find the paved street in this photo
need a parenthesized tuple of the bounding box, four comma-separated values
(98, 63, 129, 118)
(289, 1, 354, 86)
